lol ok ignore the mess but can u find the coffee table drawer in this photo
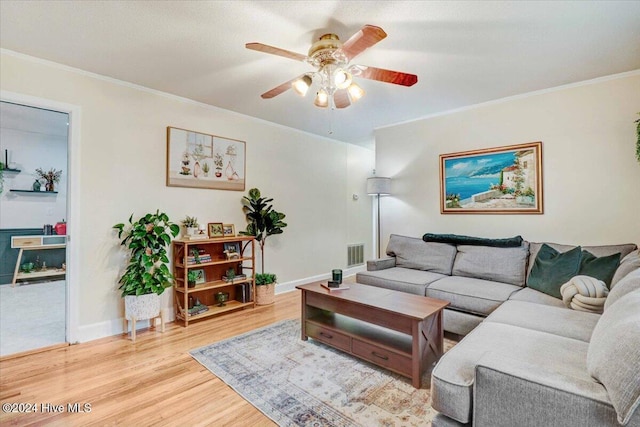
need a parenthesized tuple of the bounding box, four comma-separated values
(352, 339, 411, 376)
(306, 322, 351, 352)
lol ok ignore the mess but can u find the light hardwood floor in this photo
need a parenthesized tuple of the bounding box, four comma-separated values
(0, 289, 302, 426)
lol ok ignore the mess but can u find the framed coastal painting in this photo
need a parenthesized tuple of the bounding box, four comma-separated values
(439, 141, 543, 214)
(166, 127, 246, 191)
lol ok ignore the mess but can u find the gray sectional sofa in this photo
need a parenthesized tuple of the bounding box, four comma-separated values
(355, 234, 640, 427)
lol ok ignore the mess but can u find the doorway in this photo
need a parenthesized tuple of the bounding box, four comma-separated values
(0, 100, 71, 356)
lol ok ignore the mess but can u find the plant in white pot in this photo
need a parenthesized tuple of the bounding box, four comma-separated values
(181, 216, 199, 236)
(239, 188, 287, 305)
(113, 210, 179, 341)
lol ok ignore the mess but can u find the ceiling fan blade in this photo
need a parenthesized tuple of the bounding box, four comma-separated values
(333, 89, 351, 109)
(246, 42, 307, 62)
(354, 65, 418, 86)
(340, 25, 387, 60)
(260, 75, 303, 99)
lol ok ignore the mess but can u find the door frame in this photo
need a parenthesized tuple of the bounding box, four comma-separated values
(1, 90, 81, 344)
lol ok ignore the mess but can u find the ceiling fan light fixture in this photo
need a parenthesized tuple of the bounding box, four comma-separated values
(347, 82, 365, 101)
(314, 89, 329, 108)
(334, 69, 352, 89)
(292, 75, 312, 97)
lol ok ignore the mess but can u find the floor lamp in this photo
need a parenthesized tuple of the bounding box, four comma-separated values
(367, 176, 392, 259)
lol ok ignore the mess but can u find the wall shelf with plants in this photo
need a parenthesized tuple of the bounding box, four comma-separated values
(10, 189, 58, 194)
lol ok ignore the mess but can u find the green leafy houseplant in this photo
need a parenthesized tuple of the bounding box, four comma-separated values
(113, 210, 180, 296)
(187, 270, 198, 288)
(181, 216, 199, 228)
(255, 273, 277, 286)
(635, 113, 640, 164)
(239, 188, 287, 274)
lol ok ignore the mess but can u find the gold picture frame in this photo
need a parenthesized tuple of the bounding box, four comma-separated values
(440, 141, 543, 214)
(222, 224, 236, 237)
(207, 222, 224, 238)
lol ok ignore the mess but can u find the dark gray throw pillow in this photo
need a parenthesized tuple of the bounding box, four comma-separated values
(579, 250, 621, 288)
(528, 244, 582, 299)
(422, 233, 523, 248)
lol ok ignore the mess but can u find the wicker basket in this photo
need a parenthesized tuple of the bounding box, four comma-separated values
(255, 283, 275, 305)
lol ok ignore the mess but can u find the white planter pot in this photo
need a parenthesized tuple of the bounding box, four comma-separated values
(124, 293, 160, 321)
(186, 227, 197, 236)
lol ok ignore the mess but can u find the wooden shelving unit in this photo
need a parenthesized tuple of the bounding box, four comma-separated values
(172, 236, 255, 327)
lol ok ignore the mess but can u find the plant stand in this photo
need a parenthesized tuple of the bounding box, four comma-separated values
(123, 309, 166, 342)
(123, 294, 165, 342)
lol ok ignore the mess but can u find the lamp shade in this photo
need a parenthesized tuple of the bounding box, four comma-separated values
(367, 177, 392, 195)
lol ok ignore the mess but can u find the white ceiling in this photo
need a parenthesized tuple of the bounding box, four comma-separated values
(1, 1, 639, 146)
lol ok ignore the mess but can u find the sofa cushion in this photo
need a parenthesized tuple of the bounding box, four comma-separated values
(422, 233, 523, 248)
(605, 269, 640, 311)
(579, 250, 620, 288)
(431, 322, 590, 424)
(355, 267, 445, 296)
(587, 290, 640, 425)
(527, 244, 582, 298)
(451, 243, 529, 286)
(426, 276, 521, 316)
(508, 287, 566, 308)
(386, 234, 457, 275)
(484, 300, 600, 342)
(611, 250, 640, 288)
(528, 242, 637, 279)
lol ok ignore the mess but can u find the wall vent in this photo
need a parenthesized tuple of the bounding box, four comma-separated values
(347, 243, 365, 267)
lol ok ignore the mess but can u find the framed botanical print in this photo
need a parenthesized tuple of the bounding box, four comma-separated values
(166, 127, 246, 191)
(207, 222, 224, 238)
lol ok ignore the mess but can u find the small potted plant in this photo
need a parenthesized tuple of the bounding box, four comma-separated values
(254, 273, 277, 305)
(181, 216, 199, 236)
(202, 162, 210, 177)
(35, 167, 62, 192)
(214, 153, 224, 177)
(187, 270, 198, 288)
(113, 210, 179, 337)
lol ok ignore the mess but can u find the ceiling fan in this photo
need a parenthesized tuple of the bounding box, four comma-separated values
(246, 25, 418, 109)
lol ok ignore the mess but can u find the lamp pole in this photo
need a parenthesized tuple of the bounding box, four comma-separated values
(367, 176, 391, 260)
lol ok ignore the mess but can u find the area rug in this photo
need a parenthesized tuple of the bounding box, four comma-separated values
(190, 319, 455, 426)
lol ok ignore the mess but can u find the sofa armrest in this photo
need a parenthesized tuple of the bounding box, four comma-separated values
(474, 353, 621, 427)
(366, 257, 396, 271)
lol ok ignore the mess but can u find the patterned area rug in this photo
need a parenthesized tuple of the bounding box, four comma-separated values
(190, 319, 455, 426)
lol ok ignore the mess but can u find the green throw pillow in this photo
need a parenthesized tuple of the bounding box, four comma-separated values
(528, 244, 582, 299)
(579, 250, 621, 288)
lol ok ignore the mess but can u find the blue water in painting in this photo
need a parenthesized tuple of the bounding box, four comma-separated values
(445, 176, 499, 200)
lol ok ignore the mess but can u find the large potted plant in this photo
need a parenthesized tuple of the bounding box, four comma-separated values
(113, 210, 180, 330)
(239, 188, 287, 305)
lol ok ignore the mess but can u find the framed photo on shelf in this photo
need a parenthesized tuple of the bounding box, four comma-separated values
(192, 269, 206, 285)
(166, 126, 246, 191)
(439, 141, 543, 214)
(208, 222, 224, 238)
(223, 242, 241, 255)
(222, 224, 236, 237)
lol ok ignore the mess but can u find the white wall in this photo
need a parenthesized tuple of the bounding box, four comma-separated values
(375, 72, 640, 249)
(0, 51, 373, 340)
(0, 121, 68, 228)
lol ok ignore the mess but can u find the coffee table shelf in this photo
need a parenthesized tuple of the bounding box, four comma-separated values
(307, 313, 413, 356)
(297, 282, 449, 388)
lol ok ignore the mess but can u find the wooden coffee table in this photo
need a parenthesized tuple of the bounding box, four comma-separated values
(296, 282, 449, 388)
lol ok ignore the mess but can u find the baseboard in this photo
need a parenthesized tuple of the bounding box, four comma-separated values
(75, 306, 176, 343)
(75, 267, 366, 343)
(275, 265, 366, 294)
